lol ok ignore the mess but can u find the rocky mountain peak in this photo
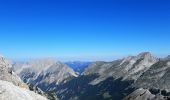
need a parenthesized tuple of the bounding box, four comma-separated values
(135, 52, 158, 65)
(0, 54, 23, 86)
(0, 55, 11, 67)
(122, 52, 156, 65)
(12, 58, 78, 91)
(137, 52, 153, 58)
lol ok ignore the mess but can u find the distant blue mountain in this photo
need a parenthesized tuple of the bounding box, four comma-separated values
(65, 61, 91, 73)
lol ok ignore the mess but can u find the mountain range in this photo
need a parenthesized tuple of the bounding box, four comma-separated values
(1, 52, 170, 100)
(12, 58, 77, 92)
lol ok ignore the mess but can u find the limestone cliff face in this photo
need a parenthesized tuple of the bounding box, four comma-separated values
(0, 80, 47, 100)
(12, 58, 78, 91)
(0, 55, 25, 87)
(0, 54, 47, 100)
(134, 55, 170, 91)
(83, 52, 158, 85)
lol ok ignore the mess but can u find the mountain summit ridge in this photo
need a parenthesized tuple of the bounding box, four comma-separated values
(12, 58, 78, 92)
(83, 52, 158, 85)
(9, 52, 170, 100)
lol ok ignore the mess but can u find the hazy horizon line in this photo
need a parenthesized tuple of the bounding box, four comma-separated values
(7, 52, 169, 62)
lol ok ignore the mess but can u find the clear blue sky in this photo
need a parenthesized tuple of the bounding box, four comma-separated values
(0, 0, 170, 60)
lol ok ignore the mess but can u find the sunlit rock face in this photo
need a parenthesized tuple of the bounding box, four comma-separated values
(0, 80, 47, 100)
(0, 55, 24, 86)
(0, 54, 48, 100)
(123, 55, 170, 100)
(83, 52, 158, 85)
(134, 55, 170, 91)
(12, 58, 78, 91)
